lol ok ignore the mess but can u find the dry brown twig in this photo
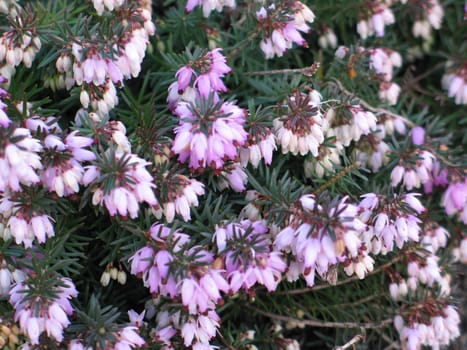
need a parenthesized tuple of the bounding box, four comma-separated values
(332, 330, 366, 350)
(244, 304, 393, 330)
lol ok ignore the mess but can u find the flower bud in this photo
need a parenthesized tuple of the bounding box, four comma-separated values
(117, 270, 127, 285)
(80, 90, 90, 108)
(100, 271, 110, 286)
(109, 267, 118, 280)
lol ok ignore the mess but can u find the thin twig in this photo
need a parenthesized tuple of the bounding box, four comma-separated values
(217, 331, 238, 350)
(228, 32, 260, 59)
(313, 161, 361, 195)
(244, 64, 319, 76)
(380, 331, 402, 350)
(334, 293, 384, 309)
(326, 78, 415, 128)
(333, 332, 365, 350)
(401, 62, 445, 92)
(245, 304, 393, 329)
(279, 248, 413, 295)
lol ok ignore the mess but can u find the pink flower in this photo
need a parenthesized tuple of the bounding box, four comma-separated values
(215, 220, 286, 293)
(180, 311, 220, 347)
(222, 164, 248, 191)
(275, 195, 368, 286)
(172, 97, 247, 170)
(411, 126, 426, 146)
(161, 175, 205, 222)
(379, 82, 400, 105)
(274, 91, 325, 156)
(173, 49, 231, 100)
(0, 126, 42, 192)
(185, 0, 236, 17)
(441, 177, 467, 224)
(239, 132, 277, 168)
(0, 86, 11, 126)
(38, 130, 95, 197)
(358, 193, 423, 254)
(83, 152, 158, 218)
(256, 2, 314, 58)
(10, 276, 77, 344)
(442, 67, 467, 105)
(176, 66, 195, 92)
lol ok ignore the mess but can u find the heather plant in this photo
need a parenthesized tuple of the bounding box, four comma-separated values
(0, 1, 466, 350)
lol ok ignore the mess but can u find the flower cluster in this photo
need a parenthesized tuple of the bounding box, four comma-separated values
(358, 193, 425, 255)
(172, 98, 247, 170)
(370, 48, 402, 81)
(335, 45, 402, 105)
(274, 194, 370, 286)
(55, 2, 155, 116)
(158, 174, 205, 222)
(9, 276, 77, 344)
(303, 141, 341, 178)
(0, 192, 55, 248)
(411, 0, 444, 40)
(174, 48, 232, 99)
(369, 48, 402, 105)
(391, 150, 436, 191)
(0, 15, 41, 80)
(185, 0, 236, 17)
(0, 125, 42, 193)
(37, 128, 95, 197)
(239, 131, 276, 168)
(390, 130, 438, 191)
(169, 48, 249, 174)
(214, 220, 287, 293)
(130, 223, 229, 347)
(92, 0, 123, 15)
(133, 225, 229, 314)
(149, 308, 221, 349)
(329, 104, 378, 147)
(441, 62, 467, 105)
(0, 259, 24, 297)
(274, 91, 325, 156)
(303, 100, 388, 179)
(0, 81, 43, 194)
(317, 27, 338, 50)
(83, 150, 158, 218)
(441, 176, 467, 224)
(238, 104, 277, 169)
(356, 2, 395, 39)
(217, 162, 249, 192)
(256, 1, 315, 59)
(420, 221, 449, 255)
(353, 129, 390, 172)
(68, 326, 145, 350)
(394, 304, 460, 350)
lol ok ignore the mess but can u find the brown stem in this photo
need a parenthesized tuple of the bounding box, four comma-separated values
(313, 161, 361, 195)
(244, 63, 320, 77)
(228, 32, 260, 59)
(333, 332, 366, 350)
(217, 331, 238, 350)
(244, 304, 393, 329)
(401, 62, 445, 92)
